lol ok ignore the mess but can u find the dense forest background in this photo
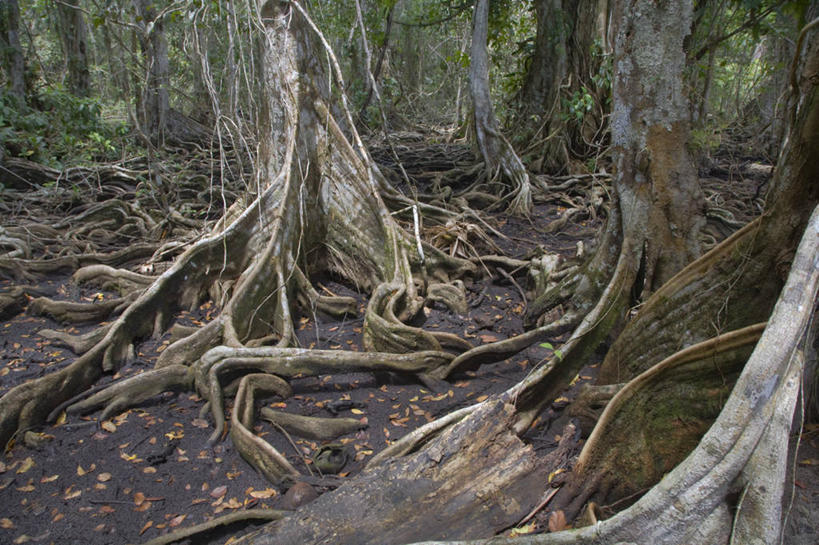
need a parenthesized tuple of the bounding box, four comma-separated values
(1, 0, 806, 171)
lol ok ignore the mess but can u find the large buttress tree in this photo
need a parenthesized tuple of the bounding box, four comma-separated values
(0, 0, 470, 479)
(235, 2, 818, 544)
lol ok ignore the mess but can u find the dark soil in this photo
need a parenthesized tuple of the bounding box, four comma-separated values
(0, 146, 815, 545)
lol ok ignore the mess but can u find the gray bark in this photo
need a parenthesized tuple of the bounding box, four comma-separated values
(133, 0, 170, 143)
(0, 0, 26, 101)
(57, 0, 90, 97)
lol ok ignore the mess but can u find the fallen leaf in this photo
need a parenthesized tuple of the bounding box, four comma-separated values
(135, 501, 153, 512)
(101, 421, 117, 433)
(191, 419, 209, 428)
(64, 487, 82, 500)
(139, 521, 153, 535)
(97, 473, 112, 482)
(169, 514, 187, 527)
(249, 488, 277, 499)
(548, 510, 568, 532)
(0, 518, 13, 529)
(350, 408, 364, 415)
(16, 458, 35, 474)
(15, 484, 35, 492)
(210, 485, 228, 499)
(475, 395, 488, 402)
(13, 535, 31, 544)
(798, 458, 819, 466)
(40, 475, 59, 483)
(134, 492, 146, 506)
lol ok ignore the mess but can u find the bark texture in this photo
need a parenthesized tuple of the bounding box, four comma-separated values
(57, 0, 90, 97)
(0, 0, 26, 101)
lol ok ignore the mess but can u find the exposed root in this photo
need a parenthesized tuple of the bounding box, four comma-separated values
(230, 373, 300, 484)
(66, 365, 194, 422)
(260, 410, 367, 441)
(140, 509, 286, 545)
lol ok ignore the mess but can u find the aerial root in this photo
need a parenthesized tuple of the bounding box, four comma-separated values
(28, 292, 138, 323)
(71, 264, 156, 295)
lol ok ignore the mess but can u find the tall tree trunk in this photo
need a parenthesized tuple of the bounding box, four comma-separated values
(521, 0, 602, 172)
(469, 0, 533, 214)
(0, 0, 26, 102)
(57, 0, 90, 97)
(133, 0, 170, 144)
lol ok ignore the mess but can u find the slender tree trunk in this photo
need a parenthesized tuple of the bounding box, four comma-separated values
(469, 0, 533, 214)
(57, 0, 90, 97)
(0, 0, 26, 102)
(132, 0, 170, 144)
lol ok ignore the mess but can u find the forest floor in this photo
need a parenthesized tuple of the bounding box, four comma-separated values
(0, 138, 817, 545)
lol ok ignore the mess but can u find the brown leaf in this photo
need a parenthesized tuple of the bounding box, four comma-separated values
(97, 472, 112, 482)
(210, 485, 228, 499)
(169, 514, 187, 527)
(139, 520, 153, 535)
(135, 501, 153, 512)
(134, 491, 146, 506)
(0, 518, 14, 529)
(249, 488, 277, 499)
(100, 421, 117, 433)
(548, 510, 568, 533)
(16, 457, 35, 474)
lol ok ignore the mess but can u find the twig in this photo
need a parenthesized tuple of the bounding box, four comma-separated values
(518, 486, 560, 526)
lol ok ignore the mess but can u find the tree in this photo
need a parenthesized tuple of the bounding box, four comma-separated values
(56, 0, 91, 97)
(0, 0, 26, 102)
(0, 0, 469, 475)
(469, 0, 533, 214)
(132, 0, 171, 143)
(520, 0, 604, 172)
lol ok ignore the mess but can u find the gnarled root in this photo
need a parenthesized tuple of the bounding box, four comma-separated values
(230, 373, 299, 484)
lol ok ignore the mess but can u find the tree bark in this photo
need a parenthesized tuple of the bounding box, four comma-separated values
(0, 0, 26, 102)
(133, 0, 170, 144)
(57, 0, 90, 97)
(521, 0, 602, 172)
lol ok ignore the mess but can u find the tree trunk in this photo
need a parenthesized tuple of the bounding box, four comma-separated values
(57, 0, 90, 97)
(133, 0, 170, 144)
(0, 0, 26, 102)
(521, 0, 602, 172)
(469, 0, 533, 214)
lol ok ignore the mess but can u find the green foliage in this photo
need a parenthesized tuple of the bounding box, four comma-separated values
(0, 86, 124, 165)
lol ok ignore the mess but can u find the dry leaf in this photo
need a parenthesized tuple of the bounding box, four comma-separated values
(97, 472, 112, 482)
(139, 521, 153, 535)
(135, 501, 153, 512)
(169, 514, 187, 527)
(40, 475, 59, 483)
(548, 510, 568, 532)
(210, 485, 228, 499)
(249, 488, 277, 499)
(350, 408, 364, 415)
(799, 458, 819, 466)
(101, 421, 117, 433)
(134, 491, 146, 506)
(0, 518, 14, 529)
(509, 522, 535, 536)
(16, 458, 35, 474)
